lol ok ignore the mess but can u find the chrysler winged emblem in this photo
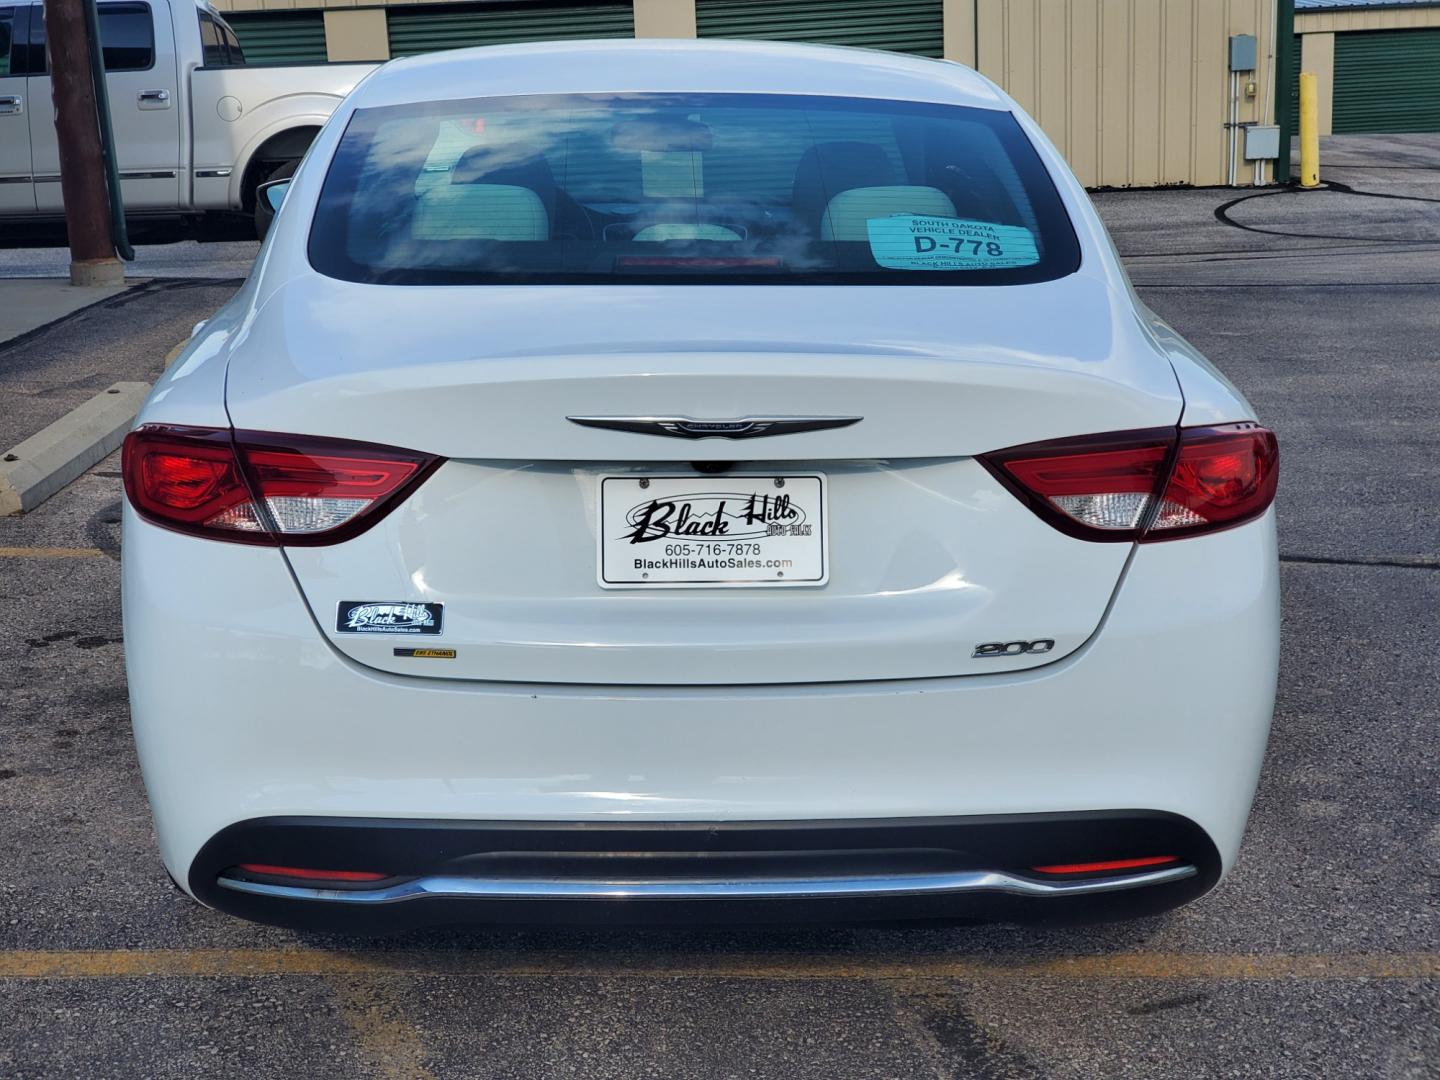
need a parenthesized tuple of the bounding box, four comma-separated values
(566, 415, 862, 440)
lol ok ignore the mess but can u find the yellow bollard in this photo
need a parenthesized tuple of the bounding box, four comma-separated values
(1299, 72, 1320, 188)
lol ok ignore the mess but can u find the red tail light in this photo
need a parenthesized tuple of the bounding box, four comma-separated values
(1150, 425, 1281, 539)
(122, 425, 441, 545)
(978, 423, 1278, 542)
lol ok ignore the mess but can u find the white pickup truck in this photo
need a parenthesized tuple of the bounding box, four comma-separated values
(0, 0, 376, 232)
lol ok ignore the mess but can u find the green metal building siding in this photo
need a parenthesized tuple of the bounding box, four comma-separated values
(696, 0, 944, 58)
(1333, 28, 1440, 133)
(225, 11, 329, 64)
(388, 1, 634, 57)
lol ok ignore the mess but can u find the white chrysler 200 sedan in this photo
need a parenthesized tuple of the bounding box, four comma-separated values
(122, 40, 1279, 932)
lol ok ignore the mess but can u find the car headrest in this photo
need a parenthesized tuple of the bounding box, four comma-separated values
(819, 186, 958, 242)
(452, 147, 557, 194)
(412, 183, 550, 241)
(792, 141, 897, 231)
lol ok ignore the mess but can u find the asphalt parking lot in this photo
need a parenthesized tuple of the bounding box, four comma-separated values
(0, 134, 1436, 1078)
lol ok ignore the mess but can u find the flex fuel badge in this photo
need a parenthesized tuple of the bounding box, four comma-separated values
(336, 601, 443, 635)
(866, 215, 1040, 271)
(394, 647, 456, 660)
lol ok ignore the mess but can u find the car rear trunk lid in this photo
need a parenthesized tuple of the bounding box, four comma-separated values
(226, 274, 1181, 683)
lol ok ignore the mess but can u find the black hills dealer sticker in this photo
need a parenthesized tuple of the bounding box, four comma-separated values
(337, 601, 443, 635)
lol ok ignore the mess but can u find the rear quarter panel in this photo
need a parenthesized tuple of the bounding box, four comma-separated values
(1137, 304, 1261, 426)
(976, 71, 1255, 428)
(136, 276, 255, 428)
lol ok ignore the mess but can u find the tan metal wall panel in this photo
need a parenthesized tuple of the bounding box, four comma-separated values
(1037, 0, 1067, 145)
(1071, 0, 1102, 184)
(1130, 0, 1162, 185)
(1161, 0, 1195, 185)
(975, 0, 1274, 187)
(1193, 0, 1226, 187)
(1301, 29, 1334, 136)
(1101, 0, 1131, 185)
(1296, 7, 1440, 33)
(634, 0, 697, 36)
(996, 0, 1034, 112)
(942, 0, 976, 62)
(323, 7, 390, 59)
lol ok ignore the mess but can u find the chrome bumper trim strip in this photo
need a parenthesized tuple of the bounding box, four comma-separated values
(218, 864, 1197, 904)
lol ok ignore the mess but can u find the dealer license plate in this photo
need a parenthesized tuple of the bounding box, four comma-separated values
(598, 474, 827, 588)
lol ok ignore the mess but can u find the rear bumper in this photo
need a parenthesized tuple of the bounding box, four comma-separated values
(123, 507, 1278, 928)
(192, 812, 1220, 932)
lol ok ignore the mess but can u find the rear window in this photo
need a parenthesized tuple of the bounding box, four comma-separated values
(198, 12, 226, 66)
(0, 9, 14, 77)
(309, 93, 1081, 286)
(98, 3, 154, 72)
(25, 2, 155, 72)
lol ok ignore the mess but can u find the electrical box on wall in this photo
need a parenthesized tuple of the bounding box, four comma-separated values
(1229, 34, 1257, 72)
(1245, 125, 1280, 160)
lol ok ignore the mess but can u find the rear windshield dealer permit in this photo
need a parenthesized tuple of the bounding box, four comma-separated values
(336, 601, 443, 635)
(867, 215, 1040, 271)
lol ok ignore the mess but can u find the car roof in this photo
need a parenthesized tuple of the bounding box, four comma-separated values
(349, 39, 1010, 112)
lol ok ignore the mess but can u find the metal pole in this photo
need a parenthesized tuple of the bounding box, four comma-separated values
(1299, 72, 1321, 188)
(1261, 0, 1278, 182)
(81, 0, 134, 262)
(1228, 70, 1239, 187)
(43, 0, 123, 285)
(1274, 0, 1295, 184)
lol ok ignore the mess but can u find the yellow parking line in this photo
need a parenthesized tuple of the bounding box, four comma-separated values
(0, 546, 107, 558)
(0, 949, 1435, 981)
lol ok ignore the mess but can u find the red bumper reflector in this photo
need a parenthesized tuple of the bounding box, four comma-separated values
(236, 863, 388, 882)
(1031, 855, 1180, 875)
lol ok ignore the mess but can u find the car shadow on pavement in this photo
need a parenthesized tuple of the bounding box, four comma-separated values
(285, 914, 1172, 969)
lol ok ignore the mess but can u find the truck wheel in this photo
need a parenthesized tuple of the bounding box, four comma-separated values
(253, 159, 298, 241)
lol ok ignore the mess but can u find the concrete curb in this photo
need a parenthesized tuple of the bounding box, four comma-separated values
(0, 281, 135, 352)
(0, 382, 151, 515)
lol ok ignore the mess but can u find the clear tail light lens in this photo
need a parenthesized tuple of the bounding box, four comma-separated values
(122, 425, 441, 545)
(979, 423, 1278, 542)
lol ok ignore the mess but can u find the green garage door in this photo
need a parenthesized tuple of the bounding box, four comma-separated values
(696, 0, 943, 58)
(388, 1, 634, 58)
(225, 12, 328, 64)
(1334, 29, 1440, 133)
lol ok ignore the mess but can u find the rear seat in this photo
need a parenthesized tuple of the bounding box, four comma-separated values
(412, 183, 550, 241)
(819, 186, 958, 241)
